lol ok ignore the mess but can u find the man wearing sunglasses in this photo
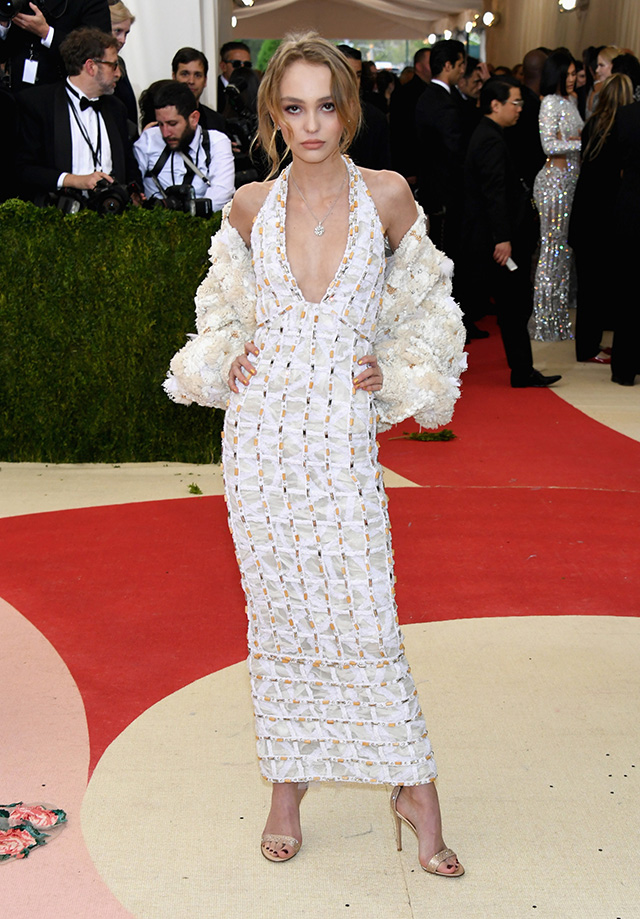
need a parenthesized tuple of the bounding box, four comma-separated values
(17, 27, 140, 199)
(216, 40, 251, 112)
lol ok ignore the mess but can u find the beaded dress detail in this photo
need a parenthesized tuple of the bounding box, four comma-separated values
(530, 95, 583, 341)
(222, 158, 437, 785)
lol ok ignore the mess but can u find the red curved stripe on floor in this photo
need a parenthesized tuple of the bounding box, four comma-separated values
(379, 318, 640, 492)
(0, 319, 637, 772)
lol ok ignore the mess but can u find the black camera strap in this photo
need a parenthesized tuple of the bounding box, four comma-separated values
(66, 85, 103, 170)
(147, 127, 212, 194)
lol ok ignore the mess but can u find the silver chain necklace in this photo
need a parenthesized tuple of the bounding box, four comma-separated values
(289, 166, 348, 237)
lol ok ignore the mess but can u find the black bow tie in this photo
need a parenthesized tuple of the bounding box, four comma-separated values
(80, 97, 102, 112)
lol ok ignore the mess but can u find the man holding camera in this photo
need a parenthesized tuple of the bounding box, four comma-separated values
(0, 0, 110, 92)
(134, 80, 234, 213)
(17, 27, 141, 202)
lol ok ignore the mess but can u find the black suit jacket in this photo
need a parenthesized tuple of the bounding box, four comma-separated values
(0, 0, 111, 91)
(415, 82, 464, 214)
(216, 76, 226, 113)
(614, 101, 640, 241)
(17, 81, 141, 197)
(389, 74, 427, 178)
(463, 117, 533, 261)
(198, 102, 227, 134)
(348, 100, 391, 171)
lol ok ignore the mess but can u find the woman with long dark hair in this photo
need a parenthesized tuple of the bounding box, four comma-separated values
(530, 50, 583, 340)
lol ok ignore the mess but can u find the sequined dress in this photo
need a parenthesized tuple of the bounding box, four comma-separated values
(530, 95, 583, 341)
(222, 158, 438, 785)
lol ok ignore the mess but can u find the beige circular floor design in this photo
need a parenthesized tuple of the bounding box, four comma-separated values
(82, 615, 639, 919)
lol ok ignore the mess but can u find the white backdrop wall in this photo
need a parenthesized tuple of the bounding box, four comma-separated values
(122, 1, 220, 118)
(484, 0, 640, 68)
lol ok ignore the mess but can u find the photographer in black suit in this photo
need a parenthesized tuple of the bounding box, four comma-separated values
(0, 0, 110, 92)
(17, 27, 140, 201)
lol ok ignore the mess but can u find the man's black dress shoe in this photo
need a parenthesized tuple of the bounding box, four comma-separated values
(511, 369, 562, 388)
(465, 322, 490, 343)
(611, 375, 635, 386)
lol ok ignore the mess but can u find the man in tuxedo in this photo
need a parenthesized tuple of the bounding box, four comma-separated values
(415, 39, 466, 257)
(17, 27, 140, 200)
(337, 44, 391, 170)
(0, 0, 110, 92)
(172, 46, 226, 134)
(461, 78, 562, 388)
(456, 55, 483, 146)
(389, 47, 430, 182)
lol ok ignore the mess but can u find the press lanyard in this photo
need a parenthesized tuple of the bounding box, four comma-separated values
(66, 86, 103, 170)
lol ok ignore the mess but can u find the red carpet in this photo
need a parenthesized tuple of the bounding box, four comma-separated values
(1, 319, 638, 772)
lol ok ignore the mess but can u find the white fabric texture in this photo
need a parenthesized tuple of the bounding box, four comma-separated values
(169, 159, 460, 786)
(165, 158, 465, 783)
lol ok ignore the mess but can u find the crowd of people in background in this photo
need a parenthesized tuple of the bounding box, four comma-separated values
(0, 0, 638, 385)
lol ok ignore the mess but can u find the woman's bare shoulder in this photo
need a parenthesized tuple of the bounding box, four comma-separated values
(360, 168, 419, 251)
(228, 180, 276, 246)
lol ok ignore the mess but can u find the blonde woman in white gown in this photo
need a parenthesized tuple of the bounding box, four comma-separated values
(165, 34, 466, 875)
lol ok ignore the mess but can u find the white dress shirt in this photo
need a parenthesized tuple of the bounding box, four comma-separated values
(0, 22, 52, 45)
(134, 124, 235, 212)
(59, 79, 113, 188)
(431, 78, 452, 94)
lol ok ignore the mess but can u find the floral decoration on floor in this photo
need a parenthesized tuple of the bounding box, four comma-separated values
(0, 803, 67, 861)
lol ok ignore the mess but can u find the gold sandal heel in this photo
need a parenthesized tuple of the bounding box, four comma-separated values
(260, 782, 308, 863)
(390, 785, 464, 877)
(260, 833, 301, 862)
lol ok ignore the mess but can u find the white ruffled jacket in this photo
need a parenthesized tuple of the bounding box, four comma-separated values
(164, 204, 466, 430)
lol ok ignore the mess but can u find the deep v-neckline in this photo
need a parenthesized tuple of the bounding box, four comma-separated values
(278, 157, 356, 305)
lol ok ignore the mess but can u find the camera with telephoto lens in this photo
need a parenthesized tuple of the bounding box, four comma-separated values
(42, 179, 139, 216)
(0, 0, 40, 19)
(153, 183, 213, 218)
(223, 68, 262, 184)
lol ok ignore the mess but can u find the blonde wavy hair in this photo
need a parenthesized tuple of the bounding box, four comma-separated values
(109, 2, 135, 25)
(256, 32, 361, 177)
(584, 73, 633, 161)
(598, 45, 622, 68)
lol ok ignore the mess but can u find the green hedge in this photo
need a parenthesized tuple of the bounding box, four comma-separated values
(0, 200, 225, 463)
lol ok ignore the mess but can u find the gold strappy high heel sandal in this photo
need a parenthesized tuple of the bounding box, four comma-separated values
(390, 785, 464, 877)
(260, 783, 308, 863)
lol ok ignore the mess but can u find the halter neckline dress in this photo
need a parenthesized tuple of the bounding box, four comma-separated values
(223, 157, 437, 785)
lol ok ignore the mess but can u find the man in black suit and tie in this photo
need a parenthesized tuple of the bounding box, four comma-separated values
(0, 0, 110, 92)
(17, 27, 140, 200)
(389, 47, 430, 183)
(461, 78, 561, 388)
(415, 39, 466, 256)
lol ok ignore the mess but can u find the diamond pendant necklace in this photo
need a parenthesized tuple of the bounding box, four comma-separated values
(289, 166, 348, 237)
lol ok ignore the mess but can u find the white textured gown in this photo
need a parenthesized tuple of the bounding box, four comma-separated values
(164, 157, 466, 786)
(224, 159, 437, 785)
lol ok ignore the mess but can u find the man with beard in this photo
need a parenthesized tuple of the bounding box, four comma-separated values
(134, 80, 234, 211)
(17, 27, 140, 200)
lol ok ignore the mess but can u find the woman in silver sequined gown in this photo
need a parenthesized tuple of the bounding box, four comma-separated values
(177, 36, 466, 874)
(530, 51, 583, 341)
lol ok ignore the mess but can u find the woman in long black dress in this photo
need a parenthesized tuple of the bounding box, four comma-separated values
(570, 74, 633, 363)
